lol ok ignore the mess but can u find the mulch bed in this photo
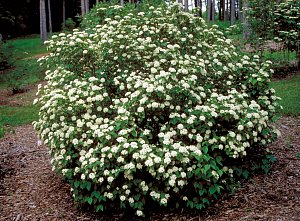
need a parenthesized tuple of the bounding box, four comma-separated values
(0, 117, 299, 221)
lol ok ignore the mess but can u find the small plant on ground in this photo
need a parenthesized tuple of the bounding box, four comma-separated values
(34, 2, 281, 217)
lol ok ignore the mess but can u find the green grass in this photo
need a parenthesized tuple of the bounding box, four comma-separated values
(271, 75, 300, 116)
(0, 36, 45, 130)
(0, 59, 45, 89)
(0, 37, 46, 90)
(0, 105, 39, 126)
(263, 50, 297, 66)
(8, 37, 47, 59)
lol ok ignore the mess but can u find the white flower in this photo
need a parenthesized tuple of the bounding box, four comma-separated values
(107, 176, 114, 183)
(73, 138, 79, 145)
(177, 124, 184, 130)
(89, 173, 95, 179)
(136, 210, 143, 216)
(137, 107, 144, 113)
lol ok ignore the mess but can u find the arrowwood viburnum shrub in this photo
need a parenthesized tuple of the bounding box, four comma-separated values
(34, 3, 281, 217)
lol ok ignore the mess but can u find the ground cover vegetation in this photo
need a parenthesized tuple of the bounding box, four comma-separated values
(0, 37, 47, 137)
(33, 2, 283, 217)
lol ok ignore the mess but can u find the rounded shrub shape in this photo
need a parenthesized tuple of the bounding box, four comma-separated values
(34, 3, 281, 217)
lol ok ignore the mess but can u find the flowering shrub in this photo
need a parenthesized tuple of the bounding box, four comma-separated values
(273, 0, 300, 57)
(34, 3, 281, 217)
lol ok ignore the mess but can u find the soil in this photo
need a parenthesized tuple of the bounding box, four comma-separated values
(0, 85, 38, 106)
(0, 117, 299, 221)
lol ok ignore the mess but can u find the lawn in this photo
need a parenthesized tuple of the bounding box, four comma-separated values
(0, 37, 45, 132)
(0, 105, 39, 126)
(8, 36, 47, 59)
(271, 74, 300, 116)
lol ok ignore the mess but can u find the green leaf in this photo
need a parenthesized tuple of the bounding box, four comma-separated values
(199, 189, 206, 196)
(87, 197, 93, 205)
(242, 170, 249, 179)
(203, 164, 210, 175)
(209, 186, 216, 195)
(86, 181, 92, 191)
(93, 191, 101, 199)
(96, 205, 104, 212)
(74, 181, 80, 188)
(202, 198, 209, 205)
(132, 129, 137, 137)
(80, 181, 86, 189)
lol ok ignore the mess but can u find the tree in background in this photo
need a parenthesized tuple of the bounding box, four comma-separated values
(246, 0, 276, 41)
(230, 0, 235, 25)
(40, 0, 47, 42)
(207, 0, 212, 21)
(81, 0, 89, 16)
(48, 0, 53, 35)
(62, 0, 66, 28)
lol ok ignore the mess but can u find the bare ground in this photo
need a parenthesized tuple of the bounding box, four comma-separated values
(0, 116, 299, 221)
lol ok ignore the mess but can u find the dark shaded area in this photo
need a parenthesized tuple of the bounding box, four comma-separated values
(0, 0, 98, 40)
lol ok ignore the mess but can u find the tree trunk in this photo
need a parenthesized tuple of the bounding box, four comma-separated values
(47, 0, 52, 35)
(178, 0, 183, 4)
(207, 0, 212, 21)
(184, 0, 189, 11)
(230, 0, 235, 26)
(237, 0, 242, 20)
(85, 0, 89, 14)
(40, 0, 47, 43)
(96, 0, 99, 3)
(242, 0, 250, 39)
(211, 0, 215, 21)
(226, 0, 229, 20)
(62, 0, 65, 28)
(217, 0, 222, 21)
(195, 0, 202, 17)
(120, 0, 124, 6)
(81, 0, 85, 16)
(222, 0, 226, 20)
(199, 0, 203, 17)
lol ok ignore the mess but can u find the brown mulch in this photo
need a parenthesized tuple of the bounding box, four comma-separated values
(0, 117, 299, 221)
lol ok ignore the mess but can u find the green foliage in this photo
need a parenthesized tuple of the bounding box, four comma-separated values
(246, 0, 299, 70)
(273, 0, 300, 52)
(8, 37, 46, 59)
(0, 37, 46, 90)
(0, 59, 45, 91)
(0, 40, 14, 70)
(81, 0, 166, 29)
(246, 0, 276, 41)
(62, 18, 77, 32)
(271, 75, 300, 116)
(0, 123, 4, 138)
(35, 3, 281, 217)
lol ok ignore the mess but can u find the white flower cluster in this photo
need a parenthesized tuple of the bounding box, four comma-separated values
(34, 2, 281, 216)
